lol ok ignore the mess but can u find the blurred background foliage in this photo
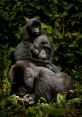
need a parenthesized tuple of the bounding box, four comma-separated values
(0, 0, 82, 116)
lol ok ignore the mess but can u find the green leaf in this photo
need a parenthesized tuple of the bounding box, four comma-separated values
(57, 93, 66, 107)
(53, 29, 63, 39)
(61, 11, 68, 17)
(46, 26, 52, 34)
(69, 41, 78, 48)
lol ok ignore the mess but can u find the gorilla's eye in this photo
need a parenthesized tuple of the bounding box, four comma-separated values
(33, 27, 39, 32)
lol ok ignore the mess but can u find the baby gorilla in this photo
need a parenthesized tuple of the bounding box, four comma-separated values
(28, 34, 51, 60)
(9, 60, 73, 102)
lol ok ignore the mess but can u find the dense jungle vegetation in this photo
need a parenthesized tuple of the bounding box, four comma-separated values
(0, 0, 82, 116)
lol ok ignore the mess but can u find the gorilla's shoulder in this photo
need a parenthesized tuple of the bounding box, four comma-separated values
(15, 42, 25, 49)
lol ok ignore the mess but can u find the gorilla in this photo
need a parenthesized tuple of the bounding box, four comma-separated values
(30, 34, 51, 60)
(13, 18, 59, 72)
(14, 18, 48, 61)
(9, 60, 73, 102)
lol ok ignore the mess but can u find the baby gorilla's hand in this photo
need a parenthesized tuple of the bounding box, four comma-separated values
(33, 49, 39, 55)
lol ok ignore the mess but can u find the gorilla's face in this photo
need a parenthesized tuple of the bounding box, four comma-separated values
(38, 46, 51, 60)
(26, 18, 41, 36)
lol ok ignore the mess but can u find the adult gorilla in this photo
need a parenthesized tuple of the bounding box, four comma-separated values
(9, 60, 73, 102)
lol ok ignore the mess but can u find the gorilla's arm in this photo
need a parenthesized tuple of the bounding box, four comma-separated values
(46, 63, 60, 73)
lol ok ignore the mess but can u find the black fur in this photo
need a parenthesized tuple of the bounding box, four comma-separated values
(9, 61, 73, 102)
(14, 18, 59, 73)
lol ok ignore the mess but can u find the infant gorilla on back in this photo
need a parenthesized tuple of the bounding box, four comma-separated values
(9, 60, 73, 102)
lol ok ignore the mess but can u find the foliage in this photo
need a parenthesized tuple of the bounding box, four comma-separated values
(0, 0, 82, 116)
(0, 93, 82, 117)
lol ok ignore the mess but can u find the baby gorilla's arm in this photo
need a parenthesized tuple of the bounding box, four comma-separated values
(30, 43, 39, 55)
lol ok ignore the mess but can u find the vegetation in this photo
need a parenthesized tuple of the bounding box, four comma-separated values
(0, 0, 82, 116)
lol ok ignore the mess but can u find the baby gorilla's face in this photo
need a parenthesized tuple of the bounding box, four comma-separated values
(38, 46, 51, 60)
(32, 26, 41, 36)
(27, 18, 41, 36)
